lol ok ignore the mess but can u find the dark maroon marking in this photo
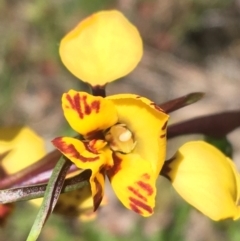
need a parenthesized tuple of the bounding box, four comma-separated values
(128, 186, 147, 201)
(160, 156, 175, 180)
(82, 95, 91, 115)
(137, 181, 153, 196)
(83, 140, 99, 154)
(52, 137, 99, 162)
(106, 153, 122, 180)
(82, 95, 101, 116)
(141, 173, 150, 180)
(160, 134, 166, 138)
(129, 197, 153, 214)
(85, 129, 104, 140)
(91, 100, 100, 113)
(150, 102, 164, 112)
(74, 93, 84, 118)
(129, 203, 143, 215)
(66, 94, 75, 109)
(66, 93, 84, 119)
(93, 171, 105, 211)
(161, 120, 168, 131)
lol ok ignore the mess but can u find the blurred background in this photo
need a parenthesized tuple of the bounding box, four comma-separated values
(1, 0, 240, 240)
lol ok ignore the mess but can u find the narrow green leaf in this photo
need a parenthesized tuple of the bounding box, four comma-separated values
(26, 156, 71, 241)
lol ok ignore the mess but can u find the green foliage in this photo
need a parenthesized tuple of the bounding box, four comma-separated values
(205, 136, 233, 158)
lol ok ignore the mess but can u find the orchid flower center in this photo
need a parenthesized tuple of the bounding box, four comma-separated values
(104, 124, 136, 154)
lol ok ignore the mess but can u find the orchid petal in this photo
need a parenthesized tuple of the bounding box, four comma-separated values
(52, 137, 107, 171)
(62, 90, 118, 137)
(107, 94, 169, 178)
(59, 10, 143, 86)
(107, 152, 156, 217)
(0, 126, 45, 174)
(168, 141, 240, 221)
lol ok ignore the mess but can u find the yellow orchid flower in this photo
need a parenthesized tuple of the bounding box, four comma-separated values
(166, 141, 240, 221)
(53, 184, 108, 221)
(0, 126, 101, 221)
(59, 10, 143, 87)
(0, 126, 45, 174)
(0, 126, 45, 225)
(52, 90, 169, 217)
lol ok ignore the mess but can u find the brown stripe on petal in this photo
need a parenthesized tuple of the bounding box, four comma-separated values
(160, 134, 166, 138)
(52, 137, 99, 162)
(91, 100, 100, 113)
(66, 93, 101, 120)
(66, 93, 84, 119)
(129, 203, 143, 215)
(129, 197, 153, 214)
(93, 173, 104, 211)
(128, 186, 147, 201)
(161, 120, 168, 130)
(106, 153, 122, 180)
(137, 181, 154, 196)
(82, 95, 100, 116)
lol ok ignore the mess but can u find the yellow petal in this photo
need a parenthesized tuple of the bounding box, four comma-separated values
(62, 90, 118, 137)
(107, 152, 156, 217)
(168, 141, 240, 221)
(52, 137, 106, 171)
(59, 10, 143, 86)
(52, 137, 111, 211)
(79, 194, 108, 221)
(31, 183, 108, 221)
(107, 94, 169, 178)
(0, 126, 45, 174)
(54, 184, 93, 216)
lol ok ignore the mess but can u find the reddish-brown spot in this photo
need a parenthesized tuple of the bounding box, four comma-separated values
(141, 173, 150, 180)
(66, 93, 101, 119)
(52, 137, 99, 162)
(150, 102, 163, 112)
(107, 153, 122, 179)
(128, 186, 147, 201)
(160, 134, 166, 138)
(137, 181, 153, 196)
(161, 120, 168, 130)
(129, 197, 153, 214)
(136, 96, 141, 99)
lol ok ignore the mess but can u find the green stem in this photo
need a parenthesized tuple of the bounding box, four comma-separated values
(26, 156, 71, 241)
